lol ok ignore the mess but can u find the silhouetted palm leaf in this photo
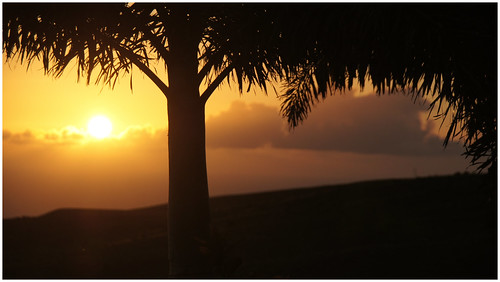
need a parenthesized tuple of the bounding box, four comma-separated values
(277, 4, 496, 171)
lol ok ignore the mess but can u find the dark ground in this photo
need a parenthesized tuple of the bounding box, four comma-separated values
(3, 173, 497, 278)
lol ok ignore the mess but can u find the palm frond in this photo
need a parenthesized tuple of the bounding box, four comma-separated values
(277, 4, 496, 171)
(3, 3, 158, 90)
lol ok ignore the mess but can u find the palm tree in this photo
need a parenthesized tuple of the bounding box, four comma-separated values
(3, 3, 284, 276)
(4, 3, 496, 277)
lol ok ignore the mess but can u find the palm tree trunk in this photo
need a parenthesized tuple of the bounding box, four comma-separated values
(166, 22, 211, 276)
(167, 95, 211, 276)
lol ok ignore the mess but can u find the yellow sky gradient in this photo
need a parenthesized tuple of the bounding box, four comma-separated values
(3, 58, 470, 218)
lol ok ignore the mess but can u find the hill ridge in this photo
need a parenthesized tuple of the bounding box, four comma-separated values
(10, 173, 486, 221)
(3, 173, 495, 278)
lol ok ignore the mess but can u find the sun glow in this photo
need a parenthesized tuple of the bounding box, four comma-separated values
(87, 115, 113, 139)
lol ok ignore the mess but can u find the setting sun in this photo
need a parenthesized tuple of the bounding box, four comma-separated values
(87, 115, 113, 139)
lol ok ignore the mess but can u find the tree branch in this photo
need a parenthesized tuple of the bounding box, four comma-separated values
(200, 64, 234, 104)
(197, 61, 213, 85)
(99, 34, 170, 99)
(117, 45, 170, 98)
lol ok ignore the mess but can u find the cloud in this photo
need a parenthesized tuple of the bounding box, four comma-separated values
(3, 125, 167, 146)
(206, 101, 283, 148)
(3, 127, 87, 145)
(3, 130, 37, 145)
(117, 125, 167, 143)
(43, 126, 87, 144)
(206, 94, 464, 156)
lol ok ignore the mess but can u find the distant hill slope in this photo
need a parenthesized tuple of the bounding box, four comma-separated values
(3, 174, 496, 278)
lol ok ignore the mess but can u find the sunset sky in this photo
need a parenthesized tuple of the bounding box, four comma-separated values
(3, 57, 470, 218)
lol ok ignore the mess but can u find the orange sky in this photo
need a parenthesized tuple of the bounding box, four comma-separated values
(3, 59, 470, 218)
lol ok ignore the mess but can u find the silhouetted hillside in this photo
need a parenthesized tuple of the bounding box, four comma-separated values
(3, 174, 496, 278)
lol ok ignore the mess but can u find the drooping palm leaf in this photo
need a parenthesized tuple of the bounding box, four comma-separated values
(278, 4, 496, 171)
(3, 3, 155, 89)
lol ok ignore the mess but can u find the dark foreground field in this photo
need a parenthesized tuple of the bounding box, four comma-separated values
(3, 173, 497, 278)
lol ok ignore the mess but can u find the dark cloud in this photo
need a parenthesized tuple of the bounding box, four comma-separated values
(3, 127, 86, 145)
(3, 130, 37, 145)
(206, 101, 283, 148)
(206, 94, 464, 156)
